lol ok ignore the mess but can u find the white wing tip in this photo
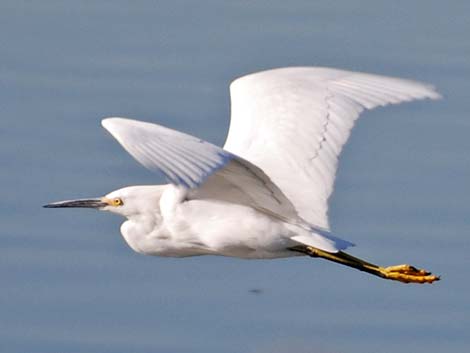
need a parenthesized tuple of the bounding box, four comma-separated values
(101, 117, 145, 141)
(102, 117, 129, 132)
(409, 82, 441, 101)
(424, 86, 442, 100)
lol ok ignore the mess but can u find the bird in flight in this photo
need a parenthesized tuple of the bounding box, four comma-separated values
(45, 67, 440, 284)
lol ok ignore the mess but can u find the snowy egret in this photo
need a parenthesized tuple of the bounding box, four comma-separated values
(45, 67, 440, 284)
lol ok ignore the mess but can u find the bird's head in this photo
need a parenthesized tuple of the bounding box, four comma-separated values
(44, 185, 166, 218)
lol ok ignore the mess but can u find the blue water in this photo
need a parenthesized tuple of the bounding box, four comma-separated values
(1, 1, 469, 352)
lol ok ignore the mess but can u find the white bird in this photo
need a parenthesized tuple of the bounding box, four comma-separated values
(45, 67, 440, 284)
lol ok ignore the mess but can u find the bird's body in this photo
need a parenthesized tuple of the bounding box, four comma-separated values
(106, 184, 340, 259)
(45, 67, 441, 283)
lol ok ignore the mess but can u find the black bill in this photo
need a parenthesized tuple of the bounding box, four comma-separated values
(43, 198, 108, 209)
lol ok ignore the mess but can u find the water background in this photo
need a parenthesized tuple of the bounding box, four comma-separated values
(1, 1, 469, 352)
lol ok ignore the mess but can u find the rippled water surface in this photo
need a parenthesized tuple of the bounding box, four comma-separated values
(1, 1, 469, 352)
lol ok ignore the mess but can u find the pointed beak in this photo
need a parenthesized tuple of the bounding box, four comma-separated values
(43, 198, 108, 209)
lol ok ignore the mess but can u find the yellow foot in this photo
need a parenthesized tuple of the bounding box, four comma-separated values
(380, 264, 440, 284)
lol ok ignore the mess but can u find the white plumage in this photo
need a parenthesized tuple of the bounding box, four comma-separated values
(225, 67, 440, 229)
(46, 67, 440, 262)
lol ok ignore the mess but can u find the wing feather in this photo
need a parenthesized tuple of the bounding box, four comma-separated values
(102, 118, 234, 189)
(102, 117, 299, 222)
(224, 67, 440, 229)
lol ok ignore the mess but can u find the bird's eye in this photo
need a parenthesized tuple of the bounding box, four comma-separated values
(113, 198, 123, 206)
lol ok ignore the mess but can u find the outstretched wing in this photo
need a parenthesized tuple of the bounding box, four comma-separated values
(224, 67, 440, 229)
(102, 117, 299, 222)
